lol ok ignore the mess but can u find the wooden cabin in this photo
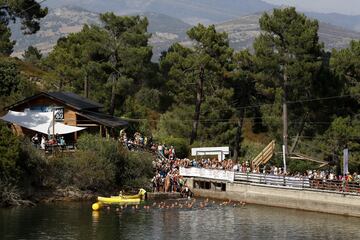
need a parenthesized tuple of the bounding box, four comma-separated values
(3, 92, 128, 142)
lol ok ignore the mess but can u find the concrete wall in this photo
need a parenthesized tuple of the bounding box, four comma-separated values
(186, 178, 360, 217)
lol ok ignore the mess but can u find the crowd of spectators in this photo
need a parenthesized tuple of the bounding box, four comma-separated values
(179, 158, 236, 171)
(119, 131, 190, 195)
(31, 133, 66, 151)
(119, 130, 151, 150)
(151, 143, 192, 195)
(119, 130, 360, 193)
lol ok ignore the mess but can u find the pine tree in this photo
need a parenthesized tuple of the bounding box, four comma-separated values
(230, 50, 257, 160)
(22, 46, 42, 64)
(0, 0, 47, 55)
(43, 13, 154, 116)
(254, 7, 324, 155)
(0, 23, 15, 56)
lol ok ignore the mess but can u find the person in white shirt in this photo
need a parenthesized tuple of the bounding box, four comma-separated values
(40, 136, 46, 149)
(233, 163, 239, 172)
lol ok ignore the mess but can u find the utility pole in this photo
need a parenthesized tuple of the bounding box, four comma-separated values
(282, 69, 288, 173)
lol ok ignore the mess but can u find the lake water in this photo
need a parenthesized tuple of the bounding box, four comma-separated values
(1, 200, 360, 240)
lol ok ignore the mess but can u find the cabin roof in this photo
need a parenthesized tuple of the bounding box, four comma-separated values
(5, 92, 103, 111)
(77, 110, 128, 128)
(4, 92, 128, 128)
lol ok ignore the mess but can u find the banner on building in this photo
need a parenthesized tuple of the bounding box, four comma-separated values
(180, 167, 234, 182)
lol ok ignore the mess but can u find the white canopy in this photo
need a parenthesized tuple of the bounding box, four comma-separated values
(0, 110, 85, 135)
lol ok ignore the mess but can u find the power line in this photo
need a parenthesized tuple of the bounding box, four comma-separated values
(236, 94, 360, 110)
(19, 0, 48, 14)
(121, 116, 346, 124)
(289, 121, 333, 125)
(295, 135, 360, 141)
(295, 139, 337, 157)
(286, 94, 360, 104)
(1, 0, 48, 17)
(122, 115, 282, 123)
(121, 116, 352, 124)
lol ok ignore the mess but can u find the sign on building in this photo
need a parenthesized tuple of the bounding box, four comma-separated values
(29, 106, 64, 121)
(191, 146, 230, 161)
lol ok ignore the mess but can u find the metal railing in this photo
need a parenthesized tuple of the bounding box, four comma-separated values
(234, 172, 360, 194)
(234, 172, 310, 188)
(308, 178, 360, 193)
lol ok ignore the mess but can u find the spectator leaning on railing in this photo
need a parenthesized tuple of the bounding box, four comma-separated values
(119, 131, 360, 194)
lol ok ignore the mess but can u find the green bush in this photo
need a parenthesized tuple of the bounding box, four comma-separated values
(0, 131, 156, 204)
(0, 123, 21, 182)
(0, 180, 22, 207)
(74, 133, 154, 190)
(50, 151, 116, 191)
(116, 150, 154, 188)
(156, 136, 189, 158)
(288, 160, 317, 174)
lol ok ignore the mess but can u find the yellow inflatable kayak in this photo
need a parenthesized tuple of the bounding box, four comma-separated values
(92, 189, 146, 211)
(97, 196, 141, 204)
(110, 188, 146, 200)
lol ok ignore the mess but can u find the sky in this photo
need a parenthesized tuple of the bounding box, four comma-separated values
(263, 0, 360, 15)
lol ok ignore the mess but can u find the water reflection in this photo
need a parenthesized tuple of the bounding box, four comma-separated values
(1, 200, 360, 240)
(92, 211, 100, 224)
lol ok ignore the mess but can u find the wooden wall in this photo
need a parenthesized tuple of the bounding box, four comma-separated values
(8, 95, 104, 140)
(64, 109, 77, 126)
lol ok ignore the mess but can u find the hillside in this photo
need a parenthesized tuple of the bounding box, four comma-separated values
(11, 7, 360, 61)
(45, 0, 275, 25)
(11, 7, 191, 60)
(44, 0, 360, 31)
(305, 12, 360, 32)
(216, 13, 360, 51)
(11, 7, 100, 57)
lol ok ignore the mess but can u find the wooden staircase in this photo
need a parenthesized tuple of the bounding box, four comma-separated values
(251, 140, 276, 170)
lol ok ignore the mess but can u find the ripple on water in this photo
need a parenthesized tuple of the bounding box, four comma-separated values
(1, 200, 360, 240)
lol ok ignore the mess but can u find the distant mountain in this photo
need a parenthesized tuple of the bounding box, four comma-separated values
(11, 7, 360, 61)
(11, 6, 100, 57)
(45, 0, 275, 25)
(11, 7, 191, 60)
(305, 12, 360, 32)
(145, 12, 190, 60)
(216, 13, 360, 51)
(44, 0, 360, 32)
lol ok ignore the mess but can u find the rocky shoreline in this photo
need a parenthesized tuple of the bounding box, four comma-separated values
(31, 186, 97, 204)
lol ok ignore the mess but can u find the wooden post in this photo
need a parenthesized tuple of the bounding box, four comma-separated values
(52, 108, 55, 139)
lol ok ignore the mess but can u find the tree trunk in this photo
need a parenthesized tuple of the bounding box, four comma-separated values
(58, 73, 64, 91)
(233, 108, 245, 161)
(84, 74, 89, 98)
(109, 73, 116, 116)
(108, 53, 118, 116)
(190, 66, 205, 145)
